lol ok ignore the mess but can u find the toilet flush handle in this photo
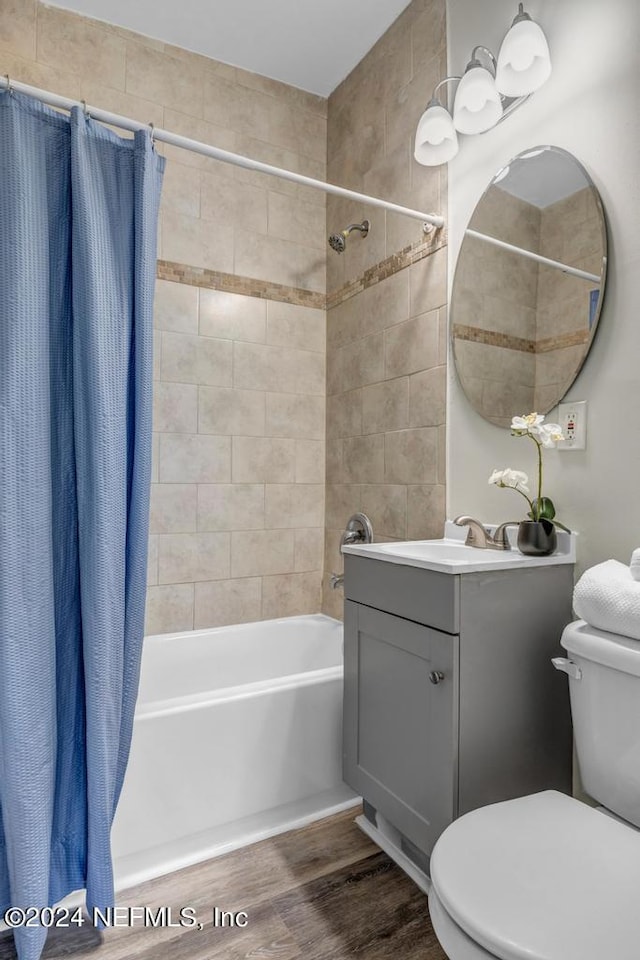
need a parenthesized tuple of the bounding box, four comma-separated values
(552, 657, 582, 680)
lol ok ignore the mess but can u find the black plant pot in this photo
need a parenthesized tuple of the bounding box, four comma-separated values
(517, 519, 557, 557)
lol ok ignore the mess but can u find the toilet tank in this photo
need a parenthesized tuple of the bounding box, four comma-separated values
(561, 621, 640, 828)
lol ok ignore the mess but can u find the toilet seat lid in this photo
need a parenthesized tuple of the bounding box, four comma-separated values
(430, 791, 640, 960)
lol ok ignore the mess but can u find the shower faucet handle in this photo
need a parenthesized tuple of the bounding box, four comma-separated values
(340, 513, 373, 550)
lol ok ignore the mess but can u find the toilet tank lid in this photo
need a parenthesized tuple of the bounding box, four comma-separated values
(562, 619, 640, 676)
(430, 791, 640, 960)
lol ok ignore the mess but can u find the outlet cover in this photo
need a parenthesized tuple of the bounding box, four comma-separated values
(557, 400, 587, 451)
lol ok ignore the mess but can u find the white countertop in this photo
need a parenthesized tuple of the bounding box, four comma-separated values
(341, 521, 577, 575)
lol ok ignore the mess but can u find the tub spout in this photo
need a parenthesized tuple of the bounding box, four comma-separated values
(330, 573, 344, 590)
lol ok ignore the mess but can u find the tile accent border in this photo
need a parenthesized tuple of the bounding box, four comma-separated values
(157, 228, 447, 311)
(453, 323, 590, 355)
(326, 229, 448, 311)
(157, 260, 326, 309)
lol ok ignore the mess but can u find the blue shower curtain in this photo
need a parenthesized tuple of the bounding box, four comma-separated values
(0, 91, 164, 960)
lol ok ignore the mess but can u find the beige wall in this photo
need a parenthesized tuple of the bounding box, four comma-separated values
(1, 0, 327, 632)
(323, 0, 448, 619)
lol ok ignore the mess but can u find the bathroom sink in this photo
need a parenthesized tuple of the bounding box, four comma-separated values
(341, 522, 576, 574)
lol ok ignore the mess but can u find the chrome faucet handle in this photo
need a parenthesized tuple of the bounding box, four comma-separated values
(493, 521, 519, 550)
(340, 512, 373, 550)
(452, 515, 491, 549)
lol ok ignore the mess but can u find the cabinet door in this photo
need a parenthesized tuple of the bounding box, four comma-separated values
(343, 601, 459, 854)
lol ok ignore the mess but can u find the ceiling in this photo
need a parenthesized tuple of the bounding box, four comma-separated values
(49, 0, 414, 97)
(497, 149, 590, 209)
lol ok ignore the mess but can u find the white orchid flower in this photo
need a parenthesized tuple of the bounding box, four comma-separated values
(511, 412, 545, 435)
(488, 468, 530, 495)
(538, 423, 564, 448)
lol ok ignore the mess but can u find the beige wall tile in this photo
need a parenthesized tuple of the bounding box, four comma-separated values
(199, 289, 266, 343)
(197, 484, 264, 532)
(327, 297, 363, 349)
(325, 484, 362, 531)
(362, 378, 409, 434)
(161, 161, 201, 219)
(343, 434, 385, 484)
(266, 393, 325, 440)
(328, 333, 385, 395)
(203, 72, 271, 139)
(265, 484, 324, 529)
(231, 530, 295, 578)
(1, 0, 36, 59)
(326, 389, 363, 440)
(125, 41, 203, 117)
(384, 428, 438, 484)
(159, 434, 231, 483)
(151, 433, 159, 482)
(235, 228, 325, 294)
(150, 483, 197, 534)
(407, 484, 446, 540)
(194, 578, 262, 629)
(385, 311, 439, 379)
(162, 109, 237, 171)
(201, 172, 268, 235)
(409, 248, 447, 316)
(409, 365, 446, 426)
(37, 5, 126, 90)
(162, 209, 234, 273)
(266, 301, 326, 354)
(325, 438, 344, 483)
(262, 572, 322, 620)
(233, 342, 325, 395)
(161, 333, 233, 387)
(231, 437, 296, 483)
(295, 440, 325, 484)
(147, 535, 159, 586)
(153, 382, 198, 433)
(158, 532, 230, 584)
(360, 484, 408, 540)
(154, 280, 199, 334)
(198, 386, 266, 436)
(359, 270, 411, 338)
(267, 191, 326, 252)
(294, 528, 324, 572)
(145, 583, 194, 634)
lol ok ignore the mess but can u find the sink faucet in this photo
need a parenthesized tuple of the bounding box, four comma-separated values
(453, 516, 515, 551)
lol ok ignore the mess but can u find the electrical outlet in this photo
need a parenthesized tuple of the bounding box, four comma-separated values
(557, 401, 587, 450)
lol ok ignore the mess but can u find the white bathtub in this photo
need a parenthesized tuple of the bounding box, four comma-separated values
(111, 614, 358, 889)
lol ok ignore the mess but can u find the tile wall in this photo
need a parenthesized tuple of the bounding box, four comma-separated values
(323, 0, 448, 618)
(2, 0, 328, 632)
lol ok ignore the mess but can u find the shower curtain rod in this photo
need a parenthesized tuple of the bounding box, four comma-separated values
(0, 75, 445, 230)
(465, 229, 602, 284)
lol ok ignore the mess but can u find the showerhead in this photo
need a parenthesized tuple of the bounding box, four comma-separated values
(328, 219, 370, 254)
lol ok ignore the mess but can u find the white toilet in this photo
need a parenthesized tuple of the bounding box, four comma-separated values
(428, 619, 640, 960)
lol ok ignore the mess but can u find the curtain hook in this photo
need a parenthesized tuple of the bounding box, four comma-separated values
(148, 121, 155, 145)
(81, 99, 90, 119)
(4, 74, 12, 95)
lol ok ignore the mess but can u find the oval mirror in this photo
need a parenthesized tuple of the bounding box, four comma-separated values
(451, 145, 607, 427)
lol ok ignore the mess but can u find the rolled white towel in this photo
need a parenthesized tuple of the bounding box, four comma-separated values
(630, 548, 640, 582)
(573, 559, 640, 641)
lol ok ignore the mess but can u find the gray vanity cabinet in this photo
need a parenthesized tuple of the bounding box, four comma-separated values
(343, 554, 574, 860)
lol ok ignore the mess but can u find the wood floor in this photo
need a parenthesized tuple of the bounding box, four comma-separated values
(0, 809, 448, 959)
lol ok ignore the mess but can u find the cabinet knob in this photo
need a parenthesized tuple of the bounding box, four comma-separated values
(429, 670, 445, 685)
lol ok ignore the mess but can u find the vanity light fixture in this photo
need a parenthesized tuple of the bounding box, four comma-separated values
(414, 2, 551, 167)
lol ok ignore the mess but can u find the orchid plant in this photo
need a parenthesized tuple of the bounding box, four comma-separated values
(489, 413, 569, 529)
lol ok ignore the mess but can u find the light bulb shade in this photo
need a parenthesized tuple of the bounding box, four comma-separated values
(453, 65, 504, 134)
(414, 101, 459, 166)
(495, 18, 551, 97)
